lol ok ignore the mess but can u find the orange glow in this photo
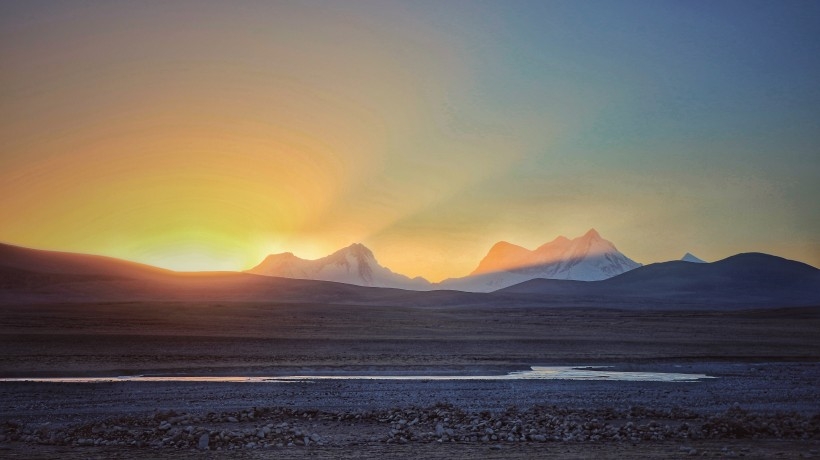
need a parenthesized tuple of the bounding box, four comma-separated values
(2, 2, 818, 281)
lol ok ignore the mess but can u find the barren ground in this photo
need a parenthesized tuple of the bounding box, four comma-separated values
(0, 302, 818, 458)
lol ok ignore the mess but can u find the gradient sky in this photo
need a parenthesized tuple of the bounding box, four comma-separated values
(1, 0, 819, 281)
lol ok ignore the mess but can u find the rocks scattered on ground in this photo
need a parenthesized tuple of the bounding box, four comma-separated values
(1, 403, 817, 450)
(197, 433, 209, 450)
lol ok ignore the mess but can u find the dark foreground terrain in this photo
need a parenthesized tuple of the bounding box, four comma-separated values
(0, 302, 819, 458)
(2, 365, 820, 459)
(2, 303, 819, 376)
(2, 381, 819, 458)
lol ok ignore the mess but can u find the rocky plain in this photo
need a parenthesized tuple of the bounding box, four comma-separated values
(0, 302, 818, 458)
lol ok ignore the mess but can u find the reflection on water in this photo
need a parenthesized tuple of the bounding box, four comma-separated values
(0, 366, 714, 383)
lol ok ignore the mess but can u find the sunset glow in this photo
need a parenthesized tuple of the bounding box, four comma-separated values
(1, 1, 818, 281)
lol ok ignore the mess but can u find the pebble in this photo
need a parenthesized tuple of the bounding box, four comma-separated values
(3, 403, 817, 451)
(197, 433, 209, 450)
(435, 423, 445, 437)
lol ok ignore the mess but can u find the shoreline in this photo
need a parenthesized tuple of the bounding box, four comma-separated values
(0, 364, 716, 383)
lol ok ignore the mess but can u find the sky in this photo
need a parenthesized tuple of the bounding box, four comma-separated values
(1, 0, 819, 281)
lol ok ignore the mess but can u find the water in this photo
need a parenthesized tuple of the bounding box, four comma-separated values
(0, 366, 714, 383)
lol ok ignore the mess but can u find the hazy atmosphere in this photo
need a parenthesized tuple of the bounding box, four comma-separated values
(1, 0, 818, 281)
(2, 3, 820, 458)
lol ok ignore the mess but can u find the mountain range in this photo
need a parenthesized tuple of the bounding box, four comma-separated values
(437, 229, 641, 292)
(499, 253, 820, 308)
(246, 243, 429, 290)
(247, 229, 642, 292)
(0, 241, 817, 309)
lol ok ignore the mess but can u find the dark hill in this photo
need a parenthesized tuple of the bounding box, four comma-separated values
(0, 242, 171, 279)
(0, 242, 489, 306)
(2, 243, 817, 309)
(498, 253, 820, 307)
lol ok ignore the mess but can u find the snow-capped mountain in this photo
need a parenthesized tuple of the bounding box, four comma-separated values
(681, 252, 707, 263)
(246, 243, 431, 290)
(437, 229, 642, 292)
(247, 230, 640, 292)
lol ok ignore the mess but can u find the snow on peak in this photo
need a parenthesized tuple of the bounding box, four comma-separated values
(581, 228, 601, 239)
(329, 243, 377, 265)
(490, 241, 521, 251)
(343, 242, 374, 257)
(681, 252, 707, 263)
(247, 243, 430, 290)
(471, 241, 530, 276)
(247, 229, 641, 293)
(444, 229, 641, 292)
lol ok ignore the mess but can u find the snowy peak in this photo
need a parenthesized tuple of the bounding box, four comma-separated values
(323, 243, 378, 283)
(340, 243, 375, 259)
(681, 252, 707, 263)
(259, 252, 299, 264)
(441, 229, 642, 292)
(538, 235, 570, 248)
(471, 241, 531, 276)
(582, 228, 601, 239)
(470, 229, 630, 276)
(248, 229, 641, 293)
(247, 243, 430, 290)
(251, 252, 312, 279)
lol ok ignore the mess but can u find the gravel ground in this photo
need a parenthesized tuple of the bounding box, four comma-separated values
(1, 303, 818, 457)
(1, 362, 819, 422)
(0, 362, 818, 457)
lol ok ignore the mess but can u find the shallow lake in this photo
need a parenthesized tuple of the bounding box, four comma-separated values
(0, 366, 715, 383)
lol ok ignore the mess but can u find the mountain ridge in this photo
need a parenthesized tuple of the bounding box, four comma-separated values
(246, 243, 431, 290)
(0, 242, 172, 280)
(497, 252, 820, 307)
(1, 242, 818, 309)
(439, 229, 642, 292)
(247, 229, 641, 292)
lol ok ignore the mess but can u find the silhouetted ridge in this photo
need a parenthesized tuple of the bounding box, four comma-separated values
(0, 242, 171, 279)
(498, 252, 820, 307)
(1, 242, 817, 309)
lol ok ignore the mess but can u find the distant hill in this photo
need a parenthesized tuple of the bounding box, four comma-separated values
(2, 242, 817, 309)
(0, 242, 171, 279)
(0, 242, 474, 306)
(437, 229, 641, 292)
(498, 253, 820, 307)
